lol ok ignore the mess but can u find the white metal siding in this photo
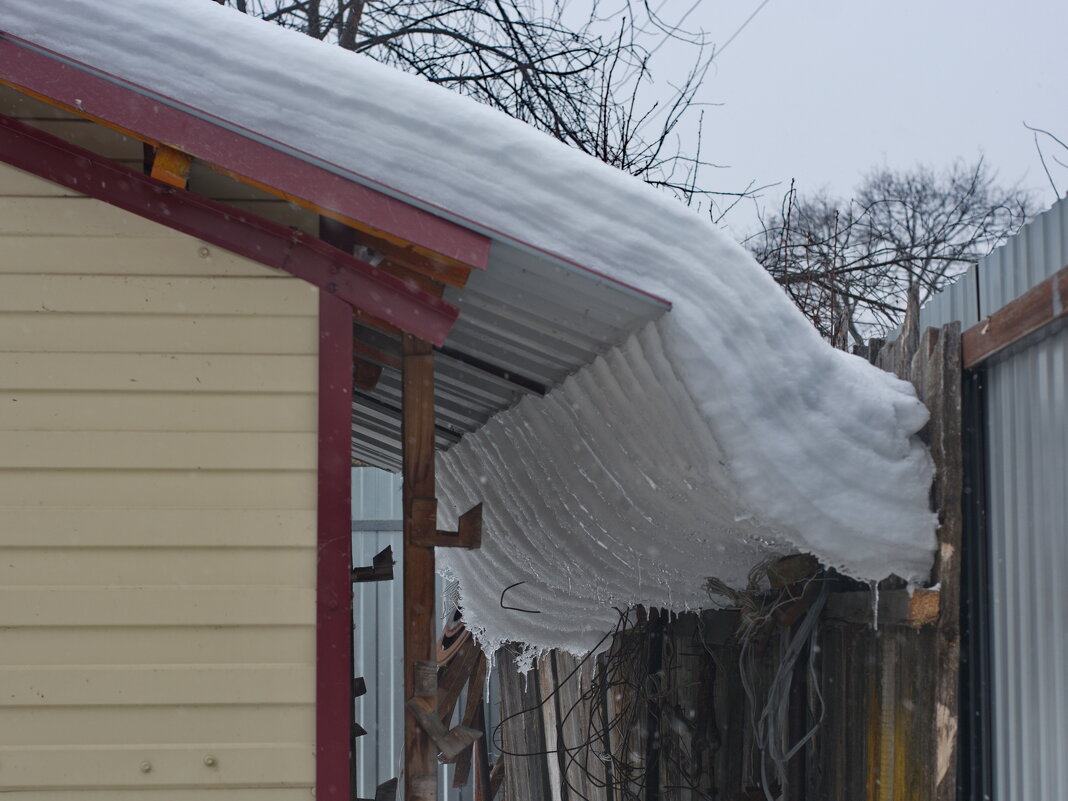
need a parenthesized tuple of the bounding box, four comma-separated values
(986, 328, 1068, 801)
(0, 163, 319, 797)
(922, 196, 1068, 800)
(352, 468, 500, 801)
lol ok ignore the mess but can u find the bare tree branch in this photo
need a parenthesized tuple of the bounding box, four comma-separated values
(747, 160, 1033, 345)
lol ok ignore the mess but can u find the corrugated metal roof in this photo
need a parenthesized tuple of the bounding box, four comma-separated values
(353, 239, 669, 470)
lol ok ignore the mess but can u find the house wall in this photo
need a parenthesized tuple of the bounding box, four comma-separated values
(0, 163, 320, 798)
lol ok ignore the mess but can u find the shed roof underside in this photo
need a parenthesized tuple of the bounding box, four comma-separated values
(354, 239, 667, 470)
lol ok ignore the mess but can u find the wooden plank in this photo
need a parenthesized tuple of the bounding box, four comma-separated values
(553, 652, 608, 801)
(0, 197, 186, 237)
(0, 625, 313, 666)
(0, 234, 292, 276)
(402, 334, 438, 801)
(0, 546, 314, 587)
(0, 470, 316, 509)
(0, 587, 315, 627)
(0, 743, 313, 789)
(497, 647, 551, 801)
(214, 167, 479, 285)
(0, 431, 316, 471)
(660, 614, 716, 801)
(538, 654, 564, 801)
(823, 589, 941, 628)
(0, 353, 317, 393)
(438, 636, 482, 725)
(0, 391, 317, 434)
(0, 274, 318, 315)
(0, 664, 314, 707)
(931, 322, 964, 801)
(0, 704, 314, 746)
(1, 313, 318, 354)
(962, 264, 1068, 367)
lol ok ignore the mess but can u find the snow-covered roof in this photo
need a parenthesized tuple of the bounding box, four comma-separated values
(1, 0, 936, 653)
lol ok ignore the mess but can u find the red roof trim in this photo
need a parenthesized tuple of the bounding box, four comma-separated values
(317, 292, 355, 801)
(0, 113, 459, 344)
(0, 33, 489, 270)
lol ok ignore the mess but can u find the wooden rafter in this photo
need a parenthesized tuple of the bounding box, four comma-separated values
(962, 263, 1068, 368)
(0, 34, 490, 284)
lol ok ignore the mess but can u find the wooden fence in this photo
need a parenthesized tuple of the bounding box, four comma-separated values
(490, 307, 963, 801)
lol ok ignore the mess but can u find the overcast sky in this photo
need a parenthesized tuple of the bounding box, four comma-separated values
(646, 0, 1068, 231)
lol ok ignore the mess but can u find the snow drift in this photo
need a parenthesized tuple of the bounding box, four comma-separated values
(1, 0, 938, 653)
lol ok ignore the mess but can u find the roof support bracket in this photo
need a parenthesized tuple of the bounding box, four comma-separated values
(352, 545, 395, 583)
(410, 502, 483, 550)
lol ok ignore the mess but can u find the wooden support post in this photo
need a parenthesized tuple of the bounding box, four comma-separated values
(403, 334, 438, 801)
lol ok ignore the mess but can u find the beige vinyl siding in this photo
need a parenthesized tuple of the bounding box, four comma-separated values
(0, 161, 319, 798)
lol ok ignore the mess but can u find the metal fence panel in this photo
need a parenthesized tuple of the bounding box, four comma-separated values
(986, 328, 1068, 801)
(353, 467, 499, 801)
(921, 196, 1068, 800)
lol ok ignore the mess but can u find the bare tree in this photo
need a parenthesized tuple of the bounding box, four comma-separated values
(216, 0, 762, 217)
(1025, 122, 1068, 202)
(747, 160, 1032, 347)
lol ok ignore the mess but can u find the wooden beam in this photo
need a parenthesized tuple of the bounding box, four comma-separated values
(0, 37, 492, 272)
(150, 145, 192, 189)
(0, 113, 459, 344)
(962, 263, 1068, 368)
(403, 335, 438, 801)
(823, 588, 941, 628)
(316, 292, 355, 801)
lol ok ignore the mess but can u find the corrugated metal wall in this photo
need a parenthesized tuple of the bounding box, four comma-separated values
(922, 196, 1068, 801)
(352, 468, 406, 799)
(985, 329, 1068, 801)
(352, 467, 500, 801)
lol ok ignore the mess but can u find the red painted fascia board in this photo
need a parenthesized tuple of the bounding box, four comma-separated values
(0, 33, 489, 271)
(317, 292, 355, 801)
(0, 113, 459, 345)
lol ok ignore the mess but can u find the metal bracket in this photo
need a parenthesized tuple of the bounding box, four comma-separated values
(356, 776, 398, 801)
(352, 545, 394, 583)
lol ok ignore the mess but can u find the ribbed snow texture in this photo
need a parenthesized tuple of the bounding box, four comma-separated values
(2, 0, 938, 652)
(437, 323, 934, 653)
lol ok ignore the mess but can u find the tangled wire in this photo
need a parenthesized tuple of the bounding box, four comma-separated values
(491, 562, 830, 801)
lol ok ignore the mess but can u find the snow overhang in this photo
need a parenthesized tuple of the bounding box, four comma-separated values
(1, 0, 940, 654)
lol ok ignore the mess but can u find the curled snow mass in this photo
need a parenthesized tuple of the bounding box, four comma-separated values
(2, 0, 938, 654)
